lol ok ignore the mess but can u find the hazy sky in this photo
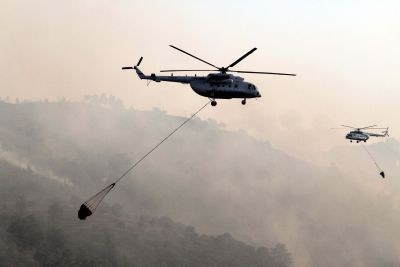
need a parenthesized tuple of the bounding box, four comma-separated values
(1, 0, 400, 161)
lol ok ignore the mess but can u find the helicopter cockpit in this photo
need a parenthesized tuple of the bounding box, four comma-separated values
(247, 83, 257, 90)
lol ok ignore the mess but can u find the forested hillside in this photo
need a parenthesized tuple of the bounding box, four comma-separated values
(0, 97, 291, 267)
(1, 97, 400, 266)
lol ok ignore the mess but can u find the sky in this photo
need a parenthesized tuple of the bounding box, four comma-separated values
(1, 0, 400, 161)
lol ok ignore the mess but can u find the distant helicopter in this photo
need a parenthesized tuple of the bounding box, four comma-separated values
(335, 125, 389, 143)
(122, 45, 296, 106)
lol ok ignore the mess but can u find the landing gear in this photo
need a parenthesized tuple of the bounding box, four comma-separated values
(211, 100, 217, 106)
(241, 99, 246, 105)
(364, 140, 366, 143)
(356, 141, 359, 143)
(350, 140, 352, 143)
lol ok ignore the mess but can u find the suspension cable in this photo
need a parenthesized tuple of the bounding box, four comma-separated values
(78, 100, 211, 219)
(361, 143, 385, 178)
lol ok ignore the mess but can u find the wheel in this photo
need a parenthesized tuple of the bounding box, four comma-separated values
(211, 100, 217, 106)
(364, 140, 366, 143)
(356, 141, 359, 143)
(241, 99, 246, 105)
(350, 140, 352, 143)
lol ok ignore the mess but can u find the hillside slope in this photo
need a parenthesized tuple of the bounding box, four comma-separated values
(0, 97, 400, 266)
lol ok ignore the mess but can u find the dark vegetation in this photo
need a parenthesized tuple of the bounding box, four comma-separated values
(0, 97, 292, 267)
(0, 160, 291, 267)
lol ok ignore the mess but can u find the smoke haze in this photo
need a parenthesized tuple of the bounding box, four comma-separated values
(0, 99, 399, 266)
(2, 1, 400, 266)
(2, 0, 400, 160)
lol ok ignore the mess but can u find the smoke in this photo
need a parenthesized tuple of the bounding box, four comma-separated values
(2, 0, 400, 167)
(1, 99, 400, 266)
(0, 143, 72, 186)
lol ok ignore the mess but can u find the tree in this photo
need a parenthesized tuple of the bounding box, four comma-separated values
(270, 243, 292, 267)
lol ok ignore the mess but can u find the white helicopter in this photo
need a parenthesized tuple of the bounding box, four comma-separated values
(335, 125, 389, 143)
(122, 45, 296, 106)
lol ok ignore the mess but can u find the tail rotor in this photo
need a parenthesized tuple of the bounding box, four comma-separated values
(384, 127, 389, 137)
(122, 57, 143, 70)
(137, 57, 143, 67)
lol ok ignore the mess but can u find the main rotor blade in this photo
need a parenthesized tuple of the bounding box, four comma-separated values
(160, 69, 217, 72)
(227, 48, 257, 69)
(359, 125, 377, 130)
(169, 45, 219, 70)
(229, 70, 296, 76)
(341, 125, 356, 129)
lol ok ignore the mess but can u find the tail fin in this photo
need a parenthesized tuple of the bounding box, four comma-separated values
(134, 66, 145, 79)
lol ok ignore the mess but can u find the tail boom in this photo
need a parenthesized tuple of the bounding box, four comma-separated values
(123, 58, 195, 84)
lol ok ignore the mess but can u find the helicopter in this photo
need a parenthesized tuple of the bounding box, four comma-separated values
(335, 125, 389, 143)
(122, 45, 296, 106)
